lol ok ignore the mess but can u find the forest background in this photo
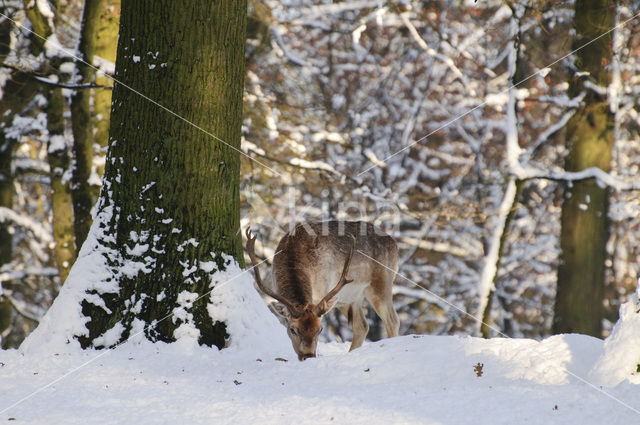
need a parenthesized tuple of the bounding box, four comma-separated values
(0, 0, 639, 349)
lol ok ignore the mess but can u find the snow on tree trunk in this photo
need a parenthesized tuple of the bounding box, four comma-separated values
(554, 0, 615, 337)
(24, 1, 250, 351)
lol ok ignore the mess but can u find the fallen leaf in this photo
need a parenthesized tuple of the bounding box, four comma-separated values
(473, 362, 484, 377)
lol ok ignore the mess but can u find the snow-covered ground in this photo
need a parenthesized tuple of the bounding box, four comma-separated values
(2, 324, 640, 423)
(2, 258, 640, 424)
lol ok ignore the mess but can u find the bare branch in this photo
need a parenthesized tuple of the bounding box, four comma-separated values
(1, 63, 112, 90)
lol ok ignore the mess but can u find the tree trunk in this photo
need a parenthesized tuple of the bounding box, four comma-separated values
(92, 0, 120, 187)
(480, 178, 523, 338)
(553, 0, 615, 336)
(46, 84, 76, 283)
(78, 0, 247, 349)
(23, 0, 54, 55)
(70, 0, 103, 252)
(0, 134, 14, 341)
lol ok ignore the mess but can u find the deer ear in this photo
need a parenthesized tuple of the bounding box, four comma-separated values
(268, 302, 291, 326)
(314, 298, 338, 317)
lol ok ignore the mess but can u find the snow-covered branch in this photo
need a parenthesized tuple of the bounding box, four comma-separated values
(525, 108, 577, 160)
(0, 207, 53, 243)
(398, 12, 466, 83)
(270, 26, 309, 67)
(398, 236, 477, 258)
(283, 0, 385, 26)
(0, 266, 58, 283)
(5, 294, 45, 322)
(522, 167, 640, 191)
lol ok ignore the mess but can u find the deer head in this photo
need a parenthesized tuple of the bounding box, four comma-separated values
(245, 228, 355, 361)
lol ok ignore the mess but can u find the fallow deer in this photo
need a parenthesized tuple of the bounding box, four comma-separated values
(245, 221, 400, 361)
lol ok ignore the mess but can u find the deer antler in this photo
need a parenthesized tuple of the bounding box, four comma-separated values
(314, 233, 356, 314)
(245, 228, 303, 317)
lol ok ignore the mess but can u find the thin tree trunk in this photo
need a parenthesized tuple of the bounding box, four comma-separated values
(92, 0, 120, 187)
(70, 0, 103, 252)
(479, 178, 522, 338)
(478, 6, 524, 338)
(78, 0, 247, 349)
(554, 0, 615, 336)
(46, 84, 76, 282)
(0, 135, 13, 270)
(0, 134, 14, 342)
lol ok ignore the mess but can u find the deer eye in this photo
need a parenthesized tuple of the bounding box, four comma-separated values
(289, 327, 297, 336)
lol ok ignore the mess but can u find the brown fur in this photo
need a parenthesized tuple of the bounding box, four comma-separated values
(253, 221, 400, 361)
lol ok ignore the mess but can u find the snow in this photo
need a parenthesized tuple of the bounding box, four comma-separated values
(2, 331, 640, 423)
(590, 283, 640, 387)
(93, 56, 115, 77)
(43, 34, 75, 60)
(36, 0, 54, 19)
(47, 135, 68, 154)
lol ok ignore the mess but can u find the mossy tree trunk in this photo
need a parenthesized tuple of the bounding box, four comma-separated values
(23, 0, 54, 54)
(0, 134, 14, 341)
(46, 83, 76, 283)
(553, 0, 615, 336)
(92, 0, 120, 187)
(78, 0, 247, 349)
(70, 0, 103, 252)
(0, 12, 14, 308)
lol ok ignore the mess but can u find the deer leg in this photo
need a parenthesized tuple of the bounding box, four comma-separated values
(348, 304, 369, 351)
(372, 297, 399, 338)
(338, 306, 351, 327)
(366, 275, 400, 339)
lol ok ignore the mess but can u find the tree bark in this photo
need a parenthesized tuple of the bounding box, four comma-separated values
(23, 0, 54, 55)
(46, 84, 76, 283)
(70, 0, 104, 252)
(78, 0, 247, 349)
(553, 0, 615, 336)
(92, 0, 120, 186)
(480, 178, 523, 338)
(0, 134, 14, 342)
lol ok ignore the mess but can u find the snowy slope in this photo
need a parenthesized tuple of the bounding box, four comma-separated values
(2, 329, 640, 424)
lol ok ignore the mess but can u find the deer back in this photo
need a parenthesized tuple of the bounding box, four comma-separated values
(272, 221, 398, 307)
